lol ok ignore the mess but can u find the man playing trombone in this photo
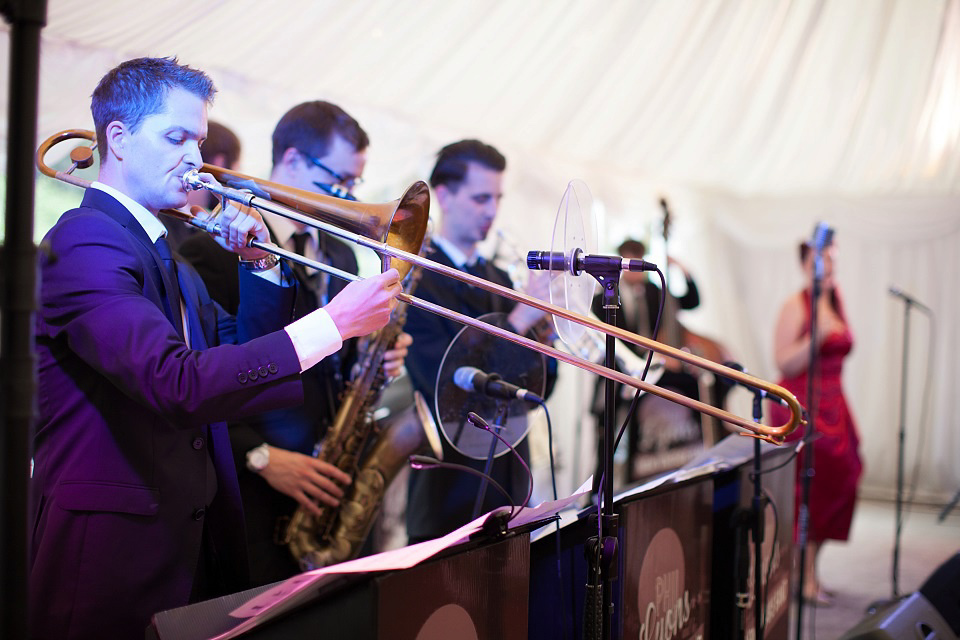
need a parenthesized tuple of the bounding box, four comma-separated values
(30, 57, 402, 640)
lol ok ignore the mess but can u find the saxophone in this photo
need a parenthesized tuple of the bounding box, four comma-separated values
(283, 263, 436, 570)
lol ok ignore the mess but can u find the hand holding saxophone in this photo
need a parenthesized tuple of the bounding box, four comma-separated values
(382, 331, 413, 378)
(257, 446, 353, 515)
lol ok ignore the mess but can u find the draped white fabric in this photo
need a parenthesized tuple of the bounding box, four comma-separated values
(2, 0, 958, 501)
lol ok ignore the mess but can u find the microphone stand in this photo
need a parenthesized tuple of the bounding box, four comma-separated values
(471, 400, 510, 519)
(583, 262, 623, 640)
(795, 252, 824, 640)
(892, 293, 913, 599)
(888, 290, 931, 595)
(749, 390, 768, 640)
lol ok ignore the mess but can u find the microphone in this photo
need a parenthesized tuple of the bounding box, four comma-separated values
(408, 454, 517, 526)
(720, 362, 788, 406)
(810, 222, 834, 252)
(467, 412, 534, 519)
(453, 366, 544, 404)
(888, 286, 932, 312)
(526, 249, 656, 276)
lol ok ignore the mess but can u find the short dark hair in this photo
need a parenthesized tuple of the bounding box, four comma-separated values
(91, 57, 215, 161)
(429, 139, 506, 191)
(618, 239, 646, 257)
(203, 121, 241, 169)
(271, 101, 369, 168)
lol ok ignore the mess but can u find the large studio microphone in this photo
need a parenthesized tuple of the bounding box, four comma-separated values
(453, 366, 544, 404)
(811, 221, 834, 252)
(526, 248, 657, 276)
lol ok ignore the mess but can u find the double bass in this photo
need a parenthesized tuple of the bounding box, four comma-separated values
(657, 197, 732, 446)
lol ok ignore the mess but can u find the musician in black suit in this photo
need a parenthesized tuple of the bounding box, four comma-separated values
(404, 140, 554, 543)
(179, 101, 411, 585)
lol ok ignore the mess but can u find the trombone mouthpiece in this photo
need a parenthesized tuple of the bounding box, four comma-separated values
(181, 169, 204, 191)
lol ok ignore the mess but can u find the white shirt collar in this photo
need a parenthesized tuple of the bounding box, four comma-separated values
(91, 181, 167, 243)
(433, 235, 480, 270)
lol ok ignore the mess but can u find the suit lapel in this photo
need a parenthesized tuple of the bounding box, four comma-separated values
(81, 189, 184, 338)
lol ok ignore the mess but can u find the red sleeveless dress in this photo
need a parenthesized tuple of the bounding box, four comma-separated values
(771, 290, 863, 542)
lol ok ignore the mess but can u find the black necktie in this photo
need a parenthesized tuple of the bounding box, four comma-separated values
(291, 231, 310, 277)
(292, 231, 330, 306)
(464, 258, 503, 313)
(464, 257, 487, 279)
(155, 236, 185, 340)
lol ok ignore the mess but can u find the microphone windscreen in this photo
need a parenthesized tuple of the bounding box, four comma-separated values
(453, 366, 482, 392)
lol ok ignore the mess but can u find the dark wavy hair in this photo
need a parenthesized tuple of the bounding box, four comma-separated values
(91, 57, 215, 161)
(203, 121, 241, 168)
(429, 139, 506, 192)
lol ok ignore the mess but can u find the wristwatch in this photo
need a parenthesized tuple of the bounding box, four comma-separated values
(240, 254, 279, 272)
(245, 443, 270, 472)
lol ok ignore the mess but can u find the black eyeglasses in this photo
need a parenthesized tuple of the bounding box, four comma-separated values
(299, 150, 361, 201)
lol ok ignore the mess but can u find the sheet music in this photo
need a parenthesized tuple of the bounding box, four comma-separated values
(212, 476, 593, 639)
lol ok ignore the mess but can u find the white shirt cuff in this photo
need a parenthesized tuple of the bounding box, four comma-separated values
(252, 263, 284, 285)
(284, 308, 344, 372)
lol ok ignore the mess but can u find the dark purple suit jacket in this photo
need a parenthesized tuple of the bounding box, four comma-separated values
(30, 188, 303, 639)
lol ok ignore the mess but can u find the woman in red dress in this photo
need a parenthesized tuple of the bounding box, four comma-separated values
(771, 240, 863, 607)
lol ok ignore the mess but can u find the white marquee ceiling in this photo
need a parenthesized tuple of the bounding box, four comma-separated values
(2, 0, 958, 500)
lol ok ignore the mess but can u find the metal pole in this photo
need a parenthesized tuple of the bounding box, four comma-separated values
(892, 298, 912, 598)
(1, 2, 48, 639)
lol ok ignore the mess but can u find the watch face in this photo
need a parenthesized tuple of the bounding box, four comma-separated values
(248, 447, 269, 471)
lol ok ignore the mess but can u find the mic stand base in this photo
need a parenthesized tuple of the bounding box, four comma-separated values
(583, 518, 619, 640)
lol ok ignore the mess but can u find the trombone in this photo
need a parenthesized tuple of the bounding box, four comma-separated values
(36, 129, 804, 443)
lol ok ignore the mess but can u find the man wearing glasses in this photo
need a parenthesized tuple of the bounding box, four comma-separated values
(179, 101, 410, 586)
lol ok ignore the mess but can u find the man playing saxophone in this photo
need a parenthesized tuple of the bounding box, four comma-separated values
(180, 101, 411, 586)
(403, 139, 554, 543)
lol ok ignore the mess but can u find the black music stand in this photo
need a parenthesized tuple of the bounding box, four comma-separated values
(150, 527, 537, 640)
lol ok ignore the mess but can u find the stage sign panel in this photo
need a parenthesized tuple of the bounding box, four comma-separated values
(620, 478, 713, 640)
(377, 533, 529, 639)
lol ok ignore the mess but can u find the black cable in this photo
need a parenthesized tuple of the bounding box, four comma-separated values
(540, 403, 571, 640)
(750, 439, 807, 477)
(762, 487, 779, 631)
(614, 267, 666, 452)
